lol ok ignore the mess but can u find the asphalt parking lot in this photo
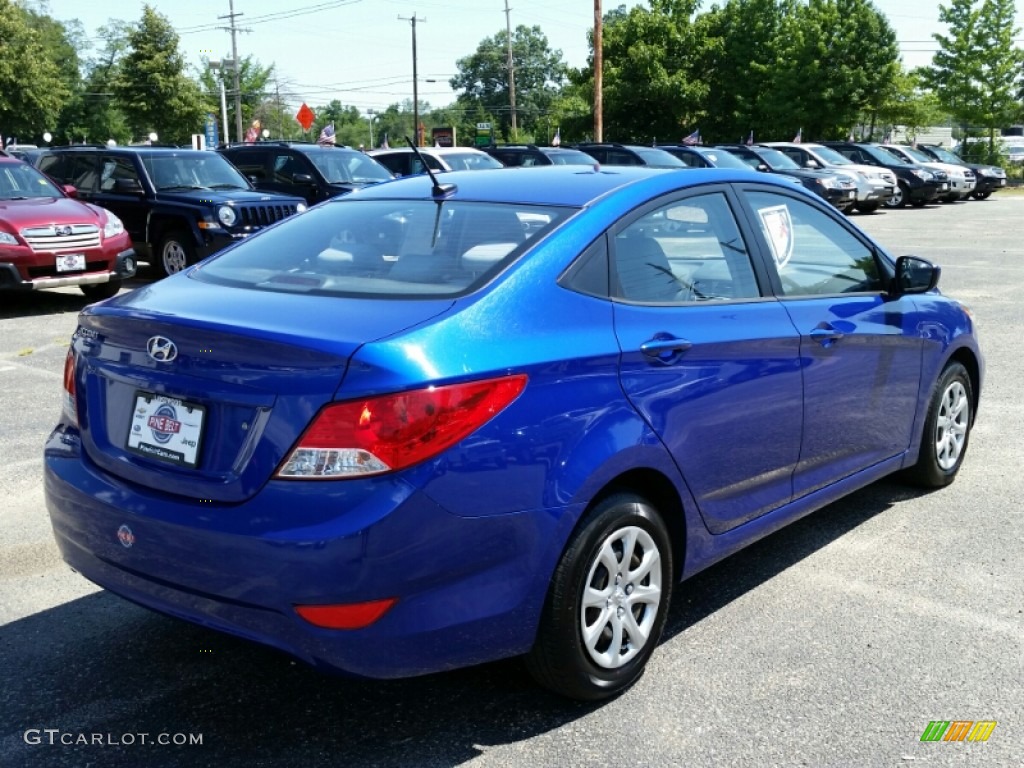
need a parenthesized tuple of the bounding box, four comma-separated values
(1, 197, 1022, 768)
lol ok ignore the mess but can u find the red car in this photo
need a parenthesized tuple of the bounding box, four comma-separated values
(0, 151, 135, 299)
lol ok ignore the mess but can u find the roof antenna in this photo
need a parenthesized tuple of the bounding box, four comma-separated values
(405, 136, 456, 197)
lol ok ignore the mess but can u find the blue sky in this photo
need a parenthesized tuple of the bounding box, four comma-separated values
(32, 0, 1024, 115)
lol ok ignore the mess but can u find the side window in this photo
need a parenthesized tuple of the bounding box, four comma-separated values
(273, 152, 307, 182)
(99, 155, 140, 191)
(37, 154, 66, 180)
(230, 150, 268, 181)
(746, 190, 882, 296)
(67, 155, 99, 192)
(611, 192, 760, 304)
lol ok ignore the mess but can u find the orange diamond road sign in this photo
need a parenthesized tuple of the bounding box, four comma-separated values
(295, 103, 315, 131)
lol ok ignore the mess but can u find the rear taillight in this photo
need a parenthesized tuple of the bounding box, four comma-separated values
(294, 598, 397, 629)
(62, 348, 78, 426)
(277, 374, 527, 479)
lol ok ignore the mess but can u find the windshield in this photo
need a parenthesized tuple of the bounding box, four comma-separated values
(756, 148, 800, 169)
(546, 149, 598, 166)
(809, 146, 853, 165)
(193, 199, 575, 298)
(860, 144, 911, 165)
(900, 146, 935, 164)
(143, 153, 252, 190)
(0, 162, 63, 199)
(307, 150, 393, 184)
(696, 148, 749, 169)
(927, 146, 961, 164)
(632, 148, 686, 167)
(441, 153, 504, 171)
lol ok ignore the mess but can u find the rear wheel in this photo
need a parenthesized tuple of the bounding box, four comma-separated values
(903, 362, 973, 488)
(526, 492, 673, 701)
(80, 279, 121, 301)
(884, 182, 908, 208)
(972, 190, 991, 200)
(157, 230, 195, 277)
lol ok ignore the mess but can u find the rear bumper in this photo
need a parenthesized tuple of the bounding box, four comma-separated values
(44, 429, 564, 679)
(0, 248, 136, 291)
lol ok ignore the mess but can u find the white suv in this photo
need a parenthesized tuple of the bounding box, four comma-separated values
(367, 147, 503, 177)
(764, 142, 896, 213)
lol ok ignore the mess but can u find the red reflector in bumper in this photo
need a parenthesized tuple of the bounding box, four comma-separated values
(294, 598, 397, 630)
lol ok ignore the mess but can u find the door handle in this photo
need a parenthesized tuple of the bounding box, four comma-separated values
(640, 335, 692, 363)
(810, 325, 844, 347)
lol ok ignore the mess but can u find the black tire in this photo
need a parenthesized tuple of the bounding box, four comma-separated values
(911, 199, 928, 207)
(903, 362, 973, 488)
(526, 492, 673, 701)
(884, 182, 908, 208)
(855, 202, 879, 214)
(157, 230, 195, 277)
(972, 190, 991, 200)
(80, 279, 121, 301)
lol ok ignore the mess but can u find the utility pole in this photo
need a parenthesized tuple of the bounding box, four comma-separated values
(219, 0, 246, 142)
(399, 14, 426, 146)
(594, 0, 603, 142)
(504, 0, 517, 140)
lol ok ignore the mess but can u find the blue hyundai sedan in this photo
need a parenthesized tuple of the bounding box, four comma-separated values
(45, 164, 981, 700)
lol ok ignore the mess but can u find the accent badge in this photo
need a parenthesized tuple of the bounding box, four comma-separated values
(146, 336, 178, 362)
(117, 524, 135, 548)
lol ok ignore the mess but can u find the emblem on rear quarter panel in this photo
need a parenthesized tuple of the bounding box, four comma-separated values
(117, 525, 135, 548)
(146, 336, 178, 362)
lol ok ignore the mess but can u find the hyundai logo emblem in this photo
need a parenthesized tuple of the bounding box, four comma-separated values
(117, 524, 135, 548)
(146, 336, 178, 362)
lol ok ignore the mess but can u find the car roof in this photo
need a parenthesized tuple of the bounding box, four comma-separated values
(368, 147, 490, 155)
(342, 164, 786, 207)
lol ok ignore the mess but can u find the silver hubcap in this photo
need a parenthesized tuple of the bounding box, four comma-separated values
(935, 380, 969, 471)
(580, 525, 662, 669)
(888, 186, 904, 206)
(162, 241, 188, 274)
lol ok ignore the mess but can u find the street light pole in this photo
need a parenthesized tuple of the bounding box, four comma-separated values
(367, 109, 377, 148)
(209, 60, 230, 146)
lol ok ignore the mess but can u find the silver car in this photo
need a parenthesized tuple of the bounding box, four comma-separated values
(765, 142, 896, 213)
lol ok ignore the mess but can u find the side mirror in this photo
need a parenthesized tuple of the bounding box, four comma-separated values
(804, 159, 819, 168)
(62, 184, 78, 198)
(891, 255, 940, 297)
(756, 163, 769, 172)
(113, 178, 144, 194)
(292, 172, 315, 184)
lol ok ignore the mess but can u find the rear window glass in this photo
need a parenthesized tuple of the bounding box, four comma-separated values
(192, 199, 575, 297)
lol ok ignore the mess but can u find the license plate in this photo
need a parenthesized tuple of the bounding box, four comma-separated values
(999, 179, 1006, 187)
(845, 191, 855, 199)
(56, 254, 86, 272)
(939, 183, 949, 191)
(126, 393, 205, 467)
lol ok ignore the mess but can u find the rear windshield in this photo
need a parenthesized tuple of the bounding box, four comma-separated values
(192, 199, 575, 297)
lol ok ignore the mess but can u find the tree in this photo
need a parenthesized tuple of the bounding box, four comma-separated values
(56, 20, 133, 145)
(451, 24, 568, 143)
(920, 0, 1024, 161)
(0, 0, 70, 141)
(867, 68, 944, 141)
(114, 5, 205, 144)
(198, 55, 277, 143)
(770, 0, 900, 140)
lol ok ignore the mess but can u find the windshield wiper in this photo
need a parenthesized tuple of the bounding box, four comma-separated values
(207, 183, 247, 189)
(157, 184, 206, 191)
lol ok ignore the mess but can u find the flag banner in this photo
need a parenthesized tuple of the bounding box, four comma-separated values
(681, 129, 700, 145)
(746, 130, 754, 146)
(295, 103, 315, 132)
(793, 128, 802, 143)
(318, 123, 336, 146)
(381, 133, 389, 150)
(551, 127, 561, 147)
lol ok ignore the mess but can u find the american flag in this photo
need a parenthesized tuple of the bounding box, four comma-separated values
(681, 129, 700, 145)
(793, 128, 802, 143)
(551, 127, 561, 147)
(318, 123, 336, 146)
(745, 130, 754, 146)
(381, 133, 389, 150)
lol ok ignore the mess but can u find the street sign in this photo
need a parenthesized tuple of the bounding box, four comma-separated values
(296, 103, 315, 132)
(204, 113, 218, 149)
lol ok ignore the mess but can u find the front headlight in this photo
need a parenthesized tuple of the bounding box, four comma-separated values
(911, 169, 934, 180)
(102, 210, 125, 238)
(977, 168, 994, 177)
(296, 203, 308, 213)
(218, 205, 237, 227)
(0, 232, 19, 246)
(819, 176, 840, 189)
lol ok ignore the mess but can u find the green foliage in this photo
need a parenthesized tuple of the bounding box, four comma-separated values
(0, 0, 70, 140)
(869, 68, 944, 138)
(920, 0, 1024, 155)
(114, 5, 205, 144)
(198, 55, 278, 143)
(451, 24, 567, 143)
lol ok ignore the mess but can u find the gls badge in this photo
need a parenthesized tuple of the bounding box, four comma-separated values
(146, 336, 178, 362)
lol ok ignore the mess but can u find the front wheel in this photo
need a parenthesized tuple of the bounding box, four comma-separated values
(972, 190, 991, 200)
(157, 231, 195, 277)
(526, 492, 673, 700)
(903, 362, 974, 488)
(884, 182, 908, 208)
